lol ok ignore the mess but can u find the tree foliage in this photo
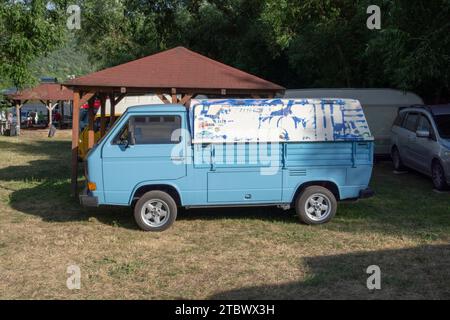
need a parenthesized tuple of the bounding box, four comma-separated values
(0, 0, 67, 89)
(1, 0, 448, 103)
(71, 0, 449, 102)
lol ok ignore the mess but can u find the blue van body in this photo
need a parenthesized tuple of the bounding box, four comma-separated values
(81, 101, 374, 211)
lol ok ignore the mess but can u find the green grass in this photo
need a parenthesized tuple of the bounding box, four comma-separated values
(0, 131, 449, 299)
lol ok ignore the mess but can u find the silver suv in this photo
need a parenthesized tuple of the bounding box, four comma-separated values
(391, 105, 450, 190)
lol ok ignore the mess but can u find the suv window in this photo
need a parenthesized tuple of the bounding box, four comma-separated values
(434, 114, 450, 139)
(393, 112, 406, 127)
(131, 115, 181, 144)
(417, 115, 432, 132)
(403, 112, 419, 131)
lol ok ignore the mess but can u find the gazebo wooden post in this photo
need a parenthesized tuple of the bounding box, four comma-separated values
(60, 100, 64, 129)
(88, 97, 95, 149)
(100, 94, 106, 137)
(15, 100, 21, 135)
(110, 93, 116, 125)
(46, 100, 53, 127)
(71, 91, 81, 196)
(171, 88, 177, 104)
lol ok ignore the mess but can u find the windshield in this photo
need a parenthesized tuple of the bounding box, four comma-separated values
(96, 113, 125, 145)
(434, 114, 450, 139)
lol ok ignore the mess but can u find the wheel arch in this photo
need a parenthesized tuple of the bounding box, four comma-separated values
(291, 180, 340, 204)
(130, 183, 182, 206)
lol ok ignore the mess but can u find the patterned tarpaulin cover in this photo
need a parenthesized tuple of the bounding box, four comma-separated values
(190, 99, 373, 144)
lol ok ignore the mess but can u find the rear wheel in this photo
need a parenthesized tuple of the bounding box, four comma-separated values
(296, 186, 337, 225)
(134, 191, 177, 231)
(391, 147, 405, 171)
(432, 161, 448, 191)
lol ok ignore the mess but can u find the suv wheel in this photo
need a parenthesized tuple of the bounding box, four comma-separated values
(296, 186, 337, 225)
(432, 161, 448, 191)
(392, 147, 405, 171)
(134, 191, 177, 231)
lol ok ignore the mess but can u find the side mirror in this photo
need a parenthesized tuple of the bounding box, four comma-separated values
(119, 139, 130, 148)
(416, 130, 430, 138)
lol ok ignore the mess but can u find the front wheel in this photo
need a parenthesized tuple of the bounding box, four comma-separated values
(296, 186, 337, 225)
(432, 161, 448, 191)
(134, 191, 177, 231)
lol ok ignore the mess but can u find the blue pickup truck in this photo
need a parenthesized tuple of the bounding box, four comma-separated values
(80, 99, 374, 231)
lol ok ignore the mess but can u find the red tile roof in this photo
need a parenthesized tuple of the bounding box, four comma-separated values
(8, 83, 73, 101)
(64, 47, 284, 92)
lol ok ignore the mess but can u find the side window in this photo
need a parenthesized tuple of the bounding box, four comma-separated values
(393, 112, 406, 126)
(403, 113, 419, 131)
(417, 115, 431, 131)
(132, 116, 181, 144)
(113, 122, 129, 144)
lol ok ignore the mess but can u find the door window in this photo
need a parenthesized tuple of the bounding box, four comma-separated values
(417, 115, 432, 132)
(393, 112, 406, 126)
(403, 113, 419, 132)
(131, 116, 181, 145)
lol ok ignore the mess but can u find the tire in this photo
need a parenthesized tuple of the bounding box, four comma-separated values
(134, 191, 177, 231)
(391, 147, 406, 171)
(432, 161, 448, 191)
(296, 186, 337, 225)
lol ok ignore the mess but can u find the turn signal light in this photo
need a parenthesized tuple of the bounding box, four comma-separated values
(87, 182, 97, 191)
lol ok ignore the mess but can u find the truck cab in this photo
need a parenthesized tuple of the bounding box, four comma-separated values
(81, 99, 374, 231)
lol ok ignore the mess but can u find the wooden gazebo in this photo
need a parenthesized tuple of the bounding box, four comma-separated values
(64, 46, 285, 195)
(7, 83, 73, 134)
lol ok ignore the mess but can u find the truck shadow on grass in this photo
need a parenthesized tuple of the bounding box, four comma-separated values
(209, 244, 450, 299)
(6, 171, 450, 240)
(2, 136, 450, 238)
(0, 139, 70, 159)
(6, 178, 296, 230)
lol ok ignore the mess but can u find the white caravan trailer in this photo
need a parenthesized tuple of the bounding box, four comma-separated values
(284, 89, 424, 155)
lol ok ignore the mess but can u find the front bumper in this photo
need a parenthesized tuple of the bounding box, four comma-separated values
(359, 187, 375, 199)
(79, 188, 99, 207)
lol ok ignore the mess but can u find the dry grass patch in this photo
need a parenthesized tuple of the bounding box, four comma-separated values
(0, 133, 449, 299)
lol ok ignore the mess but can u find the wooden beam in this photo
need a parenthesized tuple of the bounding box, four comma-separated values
(79, 92, 95, 106)
(114, 93, 126, 105)
(64, 85, 284, 97)
(87, 98, 95, 150)
(100, 94, 106, 137)
(180, 93, 193, 107)
(71, 91, 81, 197)
(156, 93, 171, 104)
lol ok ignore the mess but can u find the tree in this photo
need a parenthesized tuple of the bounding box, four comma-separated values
(365, 0, 450, 102)
(0, 0, 66, 90)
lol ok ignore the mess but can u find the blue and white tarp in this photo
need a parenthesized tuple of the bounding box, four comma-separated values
(190, 99, 373, 144)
